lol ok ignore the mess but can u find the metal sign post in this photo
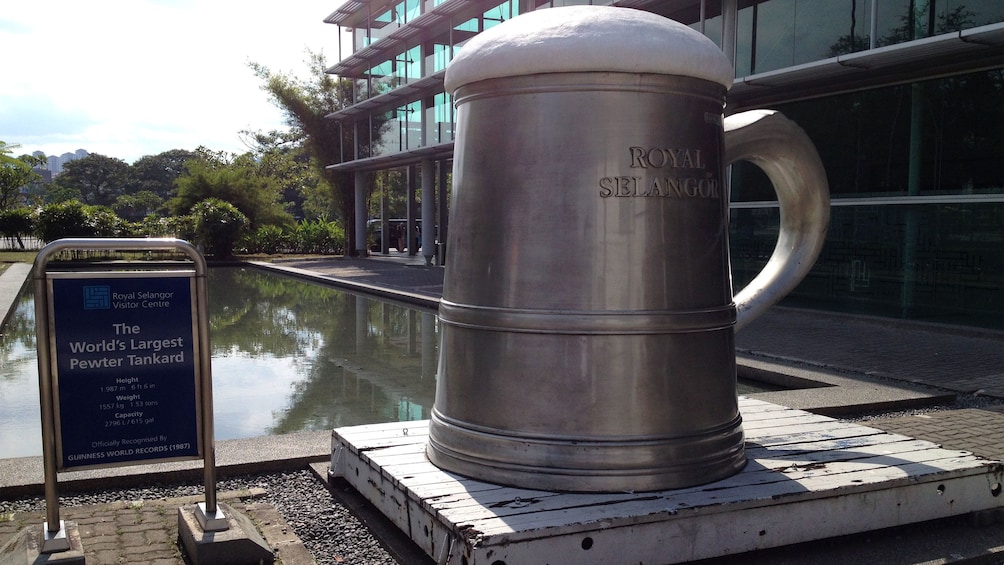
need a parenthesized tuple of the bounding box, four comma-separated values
(33, 238, 226, 553)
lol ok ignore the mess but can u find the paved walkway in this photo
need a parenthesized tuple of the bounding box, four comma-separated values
(3, 255, 1003, 564)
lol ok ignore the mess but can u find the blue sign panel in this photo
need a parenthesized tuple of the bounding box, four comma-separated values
(49, 272, 202, 469)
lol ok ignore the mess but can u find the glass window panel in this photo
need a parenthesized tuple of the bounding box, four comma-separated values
(393, 1, 406, 25)
(372, 110, 402, 157)
(403, 0, 421, 23)
(374, 7, 394, 26)
(425, 92, 453, 145)
(552, 0, 594, 6)
(437, 92, 454, 143)
(869, 0, 1002, 46)
(405, 101, 422, 149)
(752, 0, 795, 74)
(730, 0, 1004, 73)
(730, 202, 1004, 329)
(736, 4, 754, 76)
(423, 27, 454, 75)
(370, 8, 398, 43)
(367, 60, 395, 97)
(452, 17, 480, 54)
(692, 14, 724, 51)
(796, 0, 872, 60)
(433, 42, 451, 73)
(483, 2, 509, 29)
(455, 17, 479, 33)
(730, 71, 1004, 200)
(959, 0, 1004, 27)
(354, 28, 370, 51)
(739, 0, 876, 74)
(404, 45, 421, 83)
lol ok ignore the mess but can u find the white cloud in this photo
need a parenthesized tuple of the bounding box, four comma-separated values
(0, 1, 345, 163)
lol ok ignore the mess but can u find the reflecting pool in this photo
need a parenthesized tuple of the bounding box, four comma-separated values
(0, 267, 439, 459)
(0, 265, 777, 460)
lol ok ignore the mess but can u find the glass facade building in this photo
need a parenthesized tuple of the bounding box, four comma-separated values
(323, 0, 1004, 329)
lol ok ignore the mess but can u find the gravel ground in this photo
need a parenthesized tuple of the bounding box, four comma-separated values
(0, 469, 403, 565)
(845, 389, 1004, 422)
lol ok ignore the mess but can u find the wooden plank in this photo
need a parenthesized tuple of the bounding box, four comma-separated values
(447, 474, 1001, 564)
(741, 407, 833, 424)
(459, 456, 999, 540)
(743, 432, 919, 457)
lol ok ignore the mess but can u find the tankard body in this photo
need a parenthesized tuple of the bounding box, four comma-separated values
(428, 6, 829, 492)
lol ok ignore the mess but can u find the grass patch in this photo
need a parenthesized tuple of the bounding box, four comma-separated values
(0, 251, 37, 264)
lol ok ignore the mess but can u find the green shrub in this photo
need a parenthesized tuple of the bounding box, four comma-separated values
(244, 224, 290, 254)
(0, 207, 35, 248)
(133, 214, 193, 241)
(84, 205, 128, 237)
(34, 201, 137, 243)
(35, 201, 90, 242)
(191, 198, 248, 258)
(292, 218, 344, 254)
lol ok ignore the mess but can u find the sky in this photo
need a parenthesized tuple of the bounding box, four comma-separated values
(1, 1, 347, 164)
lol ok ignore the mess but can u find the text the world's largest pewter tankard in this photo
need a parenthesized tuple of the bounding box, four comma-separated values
(427, 6, 830, 492)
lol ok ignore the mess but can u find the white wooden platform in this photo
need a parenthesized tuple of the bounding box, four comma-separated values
(330, 398, 1004, 565)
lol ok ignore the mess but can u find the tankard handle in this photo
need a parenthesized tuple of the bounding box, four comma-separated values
(724, 109, 830, 331)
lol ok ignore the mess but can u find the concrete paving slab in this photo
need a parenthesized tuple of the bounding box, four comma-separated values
(0, 263, 31, 327)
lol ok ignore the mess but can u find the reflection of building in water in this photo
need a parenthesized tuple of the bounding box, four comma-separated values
(322, 0, 1004, 329)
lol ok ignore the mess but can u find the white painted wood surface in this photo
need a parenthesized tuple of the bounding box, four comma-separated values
(331, 398, 1004, 565)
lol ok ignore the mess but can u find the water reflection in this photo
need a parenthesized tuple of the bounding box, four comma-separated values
(0, 295, 41, 458)
(0, 266, 439, 458)
(209, 268, 438, 437)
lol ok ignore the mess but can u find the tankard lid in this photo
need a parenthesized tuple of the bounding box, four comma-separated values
(444, 5, 734, 93)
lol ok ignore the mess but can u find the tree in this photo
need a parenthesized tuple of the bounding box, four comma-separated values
(114, 190, 164, 222)
(169, 148, 292, 228)
(0, 141, 46, 211)
(241, 130, 318, 220)
(129, 149, 197, 200)
(251, 50, 381, 255)
(49, 153, 130, 206)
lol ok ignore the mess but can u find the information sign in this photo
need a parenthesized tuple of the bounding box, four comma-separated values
(48, 271, 202, 470)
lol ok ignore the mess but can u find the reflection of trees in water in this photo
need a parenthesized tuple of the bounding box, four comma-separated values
(209, 267, 339, 358)
(269, 297, 438, 435)
(0, 293, 38, 382)
(206, 267, 438, 435)
(268, 343, 437, 434)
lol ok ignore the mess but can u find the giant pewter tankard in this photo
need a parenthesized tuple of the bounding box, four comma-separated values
(427, 6, 830, 492)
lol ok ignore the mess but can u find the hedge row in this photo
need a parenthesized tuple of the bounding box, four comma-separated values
(0, 200, 345, 257)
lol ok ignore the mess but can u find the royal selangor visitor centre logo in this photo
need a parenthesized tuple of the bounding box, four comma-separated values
(83, 285, 111, 310)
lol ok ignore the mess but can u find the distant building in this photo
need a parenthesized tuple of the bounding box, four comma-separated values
(32, 149, 89, 177)
(322, 0, 1004, 329)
